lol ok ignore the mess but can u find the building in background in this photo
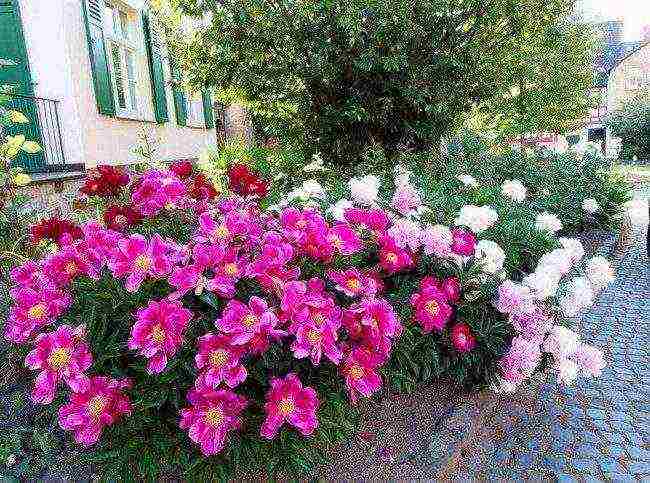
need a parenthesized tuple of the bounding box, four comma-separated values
(0, 0, 217, 179)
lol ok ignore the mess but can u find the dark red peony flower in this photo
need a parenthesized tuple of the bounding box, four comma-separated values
(80, 165, 129, 197)
(169, 161, 193, 179)
(30, 218, 83, 244)
(103, 205, 142, 231)
(189, 174, 219, 201)
(227, 163, 268, 197)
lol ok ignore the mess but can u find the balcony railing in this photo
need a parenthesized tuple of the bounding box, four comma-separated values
(4, 93, 82, 174)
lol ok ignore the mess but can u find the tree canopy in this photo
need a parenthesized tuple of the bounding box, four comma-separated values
(156, 0, 583, 165)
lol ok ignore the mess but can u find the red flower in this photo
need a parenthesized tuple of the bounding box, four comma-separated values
(30, 218, 83, 245)
(227, 164, 268, 197)
(103, 205, 142, 231)
(80, 165, 129, 197)
(450, 323, 477, 353)
(189, 174, 219, 201)
(169, 161, 193, 179)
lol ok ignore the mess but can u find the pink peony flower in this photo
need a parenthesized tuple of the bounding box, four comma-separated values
(58, 376, 132, 446)
(340, 348, 383, 404)
(42, 245, 93, 287)
(499, 336, 542, 386)
(208, 247, 246, 298)
(108, 234, 173, 292)
(378, 235, 414, 274)
(179, 387, 247, 456)
(450, 323, 477, 353)
(194, 333, 247, 388)
(131, 170, 187, 216)
(345, 297, 402, 347)
(494, 281, 536, 316)
(421, 225, 453, 258)
(5, 287, 71, 343)
(410, 284, 453, 333)
(216, 296, 283, 345)
(571, 343, 605, 377)
(260, 373, 319, 439)
(450, 228, 476, 256)
(10, 261, 52, 290)
(291, 319, 343, 366)
(391, 183, 421, 216)
(327, 268, 376, 298)
(344, 208, 389, 234)
(441, 277, 461, 303)
(25, 324, 93, 404)
(128, 300, 192, 374)
(327, 223, 363, 256)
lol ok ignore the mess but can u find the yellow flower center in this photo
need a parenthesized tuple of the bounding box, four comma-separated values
(346, 278, 360, 290)
(164, 202, 176, 210)
(242, 314, 258, 328)
(215, 225, 230, 239)
(224, 263, 238, 276)
(330, 235, 343, 250)
(368, 317, 379, 329)
(87, 395, 107, 419)
(209, 349, 229, 367)
(114, 215, 128, 225)
(295, 220, 307, 229)
(348, 364, 364, 380)
(47, 347, 71, 368)
(312, 313, 326, 326)
(28, 303, 47, 320)
(204, 408, 224, 427)
(425, 300, 439, 316)
(64, 261, 78, 275)
(307, 329, 321, 343)
(278, 397, 295, 415)
(385, 252, 397, 263)
(151, 324, 166, 343)
(135, 255, 152, 271)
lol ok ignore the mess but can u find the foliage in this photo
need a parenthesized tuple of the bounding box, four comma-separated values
(606, 90, 650, 160)
(2, 157, 614, 479)
(156, 0, 575, 166)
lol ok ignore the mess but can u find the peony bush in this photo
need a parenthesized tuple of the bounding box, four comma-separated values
(3, 158, 612, 478)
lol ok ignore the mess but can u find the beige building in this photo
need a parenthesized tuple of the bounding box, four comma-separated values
(606, 41, 650, 157)
(1, 0, 217, 177)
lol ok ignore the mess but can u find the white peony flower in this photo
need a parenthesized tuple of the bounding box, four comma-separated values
(349, 175, 380, 205)
(582, 198, 600, 214)
(475, 240, 506, 274)
(543, 325, 580, 359)
(393, 165, 412, 187)
(327, 198, 353, 222)
(560, 277, 594, 317)
(303, 154, 327, 172)
(387, 218, 422, 251)
(535, 212, 563, 233)
(558, 238, 585, 264)
(457, 174, 479, 188)
(555, 358, 580, 385)
(455, 205, 498, 233)
(523, 271, 561, 300)
(501, 179, 527, 202)
(301, 179, 326, 199)
(537, 248, 572, 277)
(585, 256, 615, 290)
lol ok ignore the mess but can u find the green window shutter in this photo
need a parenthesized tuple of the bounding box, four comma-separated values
(170, 62, 186, 126)
(82, 0, 115, 116)
(142, 11, 168, 123)
(202, 90, 214, 128)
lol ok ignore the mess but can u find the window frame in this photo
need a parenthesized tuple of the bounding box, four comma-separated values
(103, 3, 139, 119)
(185, 92, 205, 128)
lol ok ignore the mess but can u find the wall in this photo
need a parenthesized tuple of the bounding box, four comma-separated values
(19, 0, 216, 169)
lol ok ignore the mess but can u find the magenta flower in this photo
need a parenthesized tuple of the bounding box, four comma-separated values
(179, 387, 247, 456)
(280, 207, 324, 242)
(128, 300, 192, 374)
(168, 263, 205, 300)
(42, 246, 93, 287)
(216, 296, 283, 345)
(451, 228, 476, 256)
(327, 268, 376, 298)
(58, 376, 132, 446)
(10, 261, 53, 290)
(208, 247, 245, 298)
(340, 348, 383, 404)
(450, 323, 477, 353)
(378, 235, 414, 274)
(260, 373, 319, 439)
(194, 333, 247, 388)
(131, 170, 187, 216)
(108, 234, 173, 292)
(327, 223, 363, 256)
(410, 284, 453, 333)
(291, 320, 343, 366)
(5, 287, 71, 343)
(344, 208, 389, 234)
(25, 324, 92, 404)
(354, 297, 402, 344)
(441, 277, 461, 303)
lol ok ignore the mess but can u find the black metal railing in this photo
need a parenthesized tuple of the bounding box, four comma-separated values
(4, 93, 81, 174)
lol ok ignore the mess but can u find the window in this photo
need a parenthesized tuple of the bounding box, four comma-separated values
(104, 4, 138, 117)
(185, 93, 204, 127)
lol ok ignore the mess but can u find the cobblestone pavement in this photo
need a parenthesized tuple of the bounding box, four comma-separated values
(441, 194, 650, 480)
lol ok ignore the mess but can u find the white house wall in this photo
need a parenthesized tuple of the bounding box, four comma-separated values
(19, 0, 216, 169)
